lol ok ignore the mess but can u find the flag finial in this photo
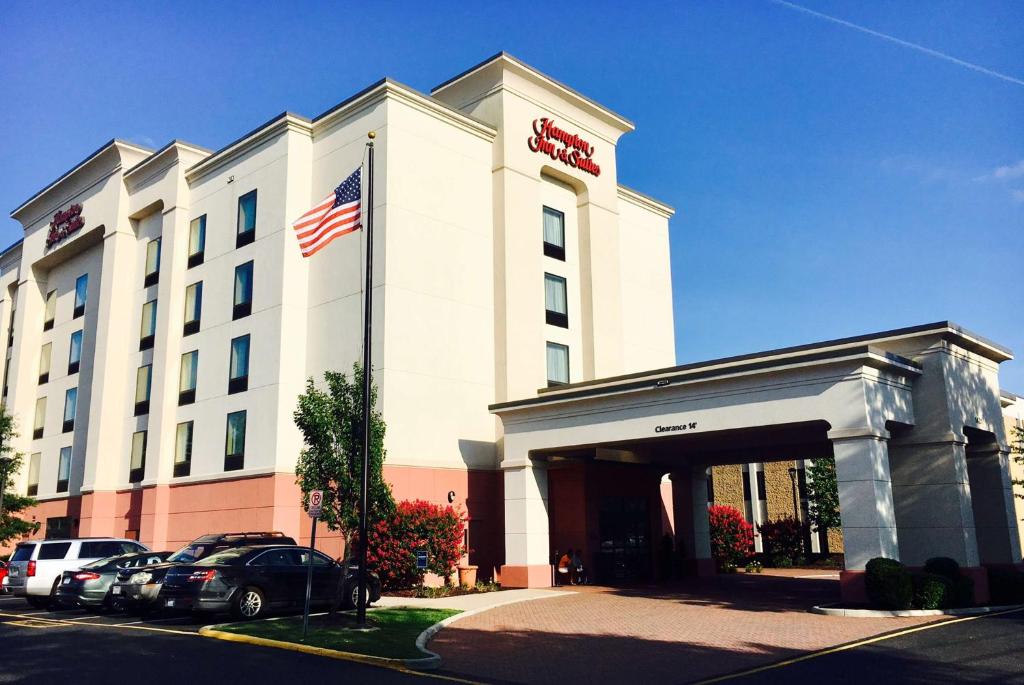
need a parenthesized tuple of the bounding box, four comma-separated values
(367, 131, 376, 139)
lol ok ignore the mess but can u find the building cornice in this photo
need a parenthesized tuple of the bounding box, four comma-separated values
(186, 114, 313, 183)
(124, 139, 212, 184)
(432, 51, 635, 133)
(618, 184, 675, 218)
(10, 139, 152, 222)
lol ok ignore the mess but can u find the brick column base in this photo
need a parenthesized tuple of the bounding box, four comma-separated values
(500, 565, 553, 588)
(840, 570, 868, 604)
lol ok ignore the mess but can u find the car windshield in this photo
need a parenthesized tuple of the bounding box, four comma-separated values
(167, 543, 215, 563)
(195, 548, 250, 566)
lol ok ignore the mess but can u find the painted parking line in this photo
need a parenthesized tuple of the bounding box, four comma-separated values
(692, 606, 1024, 684)
(0, 610, 198, 636)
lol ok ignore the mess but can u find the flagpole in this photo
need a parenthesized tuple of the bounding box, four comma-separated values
(356, 131, 375, 626)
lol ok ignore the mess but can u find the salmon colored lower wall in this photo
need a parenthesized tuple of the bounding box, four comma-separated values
(4, 467, 504, 579)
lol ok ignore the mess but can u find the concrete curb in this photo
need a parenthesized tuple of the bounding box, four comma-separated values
(412, 590, 572, 669)
(810, 602, 1024, 618)
(198, 624, 437, 671)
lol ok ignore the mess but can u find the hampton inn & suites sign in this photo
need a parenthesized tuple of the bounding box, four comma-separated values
(46, 204, 85, 248)
(527, 117, 601, 177)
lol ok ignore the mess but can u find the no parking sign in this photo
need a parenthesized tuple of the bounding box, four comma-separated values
(308, 490, 323, 518)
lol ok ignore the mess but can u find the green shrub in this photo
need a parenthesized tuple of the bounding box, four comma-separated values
(988, 568, 1024, 605)
(912, 573, 953, 610)
(923, 557, 960, 583)
(953, 575, 975, 608)
(865, 557, 913, 610)
(772, 555, 794, 568)
(758, 516, 806, 566)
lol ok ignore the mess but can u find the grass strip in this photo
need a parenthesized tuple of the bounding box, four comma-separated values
(215, 608, 460, 660)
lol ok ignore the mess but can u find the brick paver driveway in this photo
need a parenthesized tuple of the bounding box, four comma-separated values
(431, 570, 945, 684)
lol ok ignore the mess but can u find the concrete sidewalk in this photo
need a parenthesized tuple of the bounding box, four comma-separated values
(376, 588, 569, 612)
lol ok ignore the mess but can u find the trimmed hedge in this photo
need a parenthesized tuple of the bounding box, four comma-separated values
(912, 572, 953, 610)
(988, 567, 1024, 605)
(865, 557, 913, 610)
(923, 557, 960, 583)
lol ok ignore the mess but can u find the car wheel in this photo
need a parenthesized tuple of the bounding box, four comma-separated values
(48, 579, 62, 609)
(347, 583, 369, 610)
(232, 587, 265, 620)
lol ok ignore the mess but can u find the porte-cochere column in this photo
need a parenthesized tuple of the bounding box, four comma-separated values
(829, 428, 900, 602)
(500, 460, 553, 588)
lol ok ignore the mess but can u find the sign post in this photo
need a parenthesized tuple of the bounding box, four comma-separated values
(302, 490, 323, 639)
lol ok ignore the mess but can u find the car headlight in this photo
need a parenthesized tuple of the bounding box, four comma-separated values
(130, 572, 153, 585)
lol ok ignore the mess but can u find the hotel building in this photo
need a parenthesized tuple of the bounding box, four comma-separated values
(2, 53, 1020, 600)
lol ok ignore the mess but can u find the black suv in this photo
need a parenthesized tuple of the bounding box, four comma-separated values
(110, 532, 296, 611)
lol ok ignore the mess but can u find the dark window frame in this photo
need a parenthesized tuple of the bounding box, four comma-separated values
(545, 341, 570, 388)
(233, 261, 254, 320)
(139, 299, 157, 351)
(173, 421, 193, 478)
(542, 206, 566, 261)
(68, 330, 82, 375)
(183, 281, 202, 336)
(144, 238, 161, 287)
(129, 431, 147, 484)
(188, 215, 206, 268)
(228, 334, 250, 395)
(224, 410, 246, 471)
(236, 190, 257, 248)
(56, 447, 71, 493)
(73, 274, 88, 319)
(544, 273, 569, 328)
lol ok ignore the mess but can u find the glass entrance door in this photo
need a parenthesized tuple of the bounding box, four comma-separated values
(597, 496, 651, 583)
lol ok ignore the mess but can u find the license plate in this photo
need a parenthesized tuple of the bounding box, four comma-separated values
(112, 586, 121, 595)
(63, 577, 71, 584)
(165, 599, 175, 607)
(9, 568, 17, 577)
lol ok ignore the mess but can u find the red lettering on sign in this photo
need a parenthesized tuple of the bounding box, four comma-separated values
(526, 118, 601, 177)
(45, 203, 85, 248)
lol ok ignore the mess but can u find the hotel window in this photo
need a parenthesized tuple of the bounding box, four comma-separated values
(33, 396, 46, 439)
(546, 342, 569, 387)
(183, 281, 202, 336)
(144, 238, 162, 287)
(188, 215, 206, 268)
(73, 274, 88, 318)
(233, 261, 253, 320)
(129, 430, 147, 483)
(179, 351, 198, 406)
(57, 446, 71, 493)
(63, 387, 77, 433)
(174, 421, 193, 478)
(134, 364, 152, 416)
(39, 342, 52, 384)
(228, 334, 250, 394)
(544, 273, 568, 328)
(236, 190, 257, 248)
(27, 452, 40, 496)
(8, 289, 17, 347)
(224, 410, 246, 471)
(139, 299, 157, 350)
(542, 206, 565, 260)
(68, 330, 83, 375)
(43, 289, 56, 331)
(2, 358, 8, 397)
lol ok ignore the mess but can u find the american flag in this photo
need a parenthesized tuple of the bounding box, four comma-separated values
(292, 168, 362, 257)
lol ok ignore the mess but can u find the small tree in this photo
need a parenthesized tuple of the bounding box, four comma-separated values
(758, 515, 807, 566)
(805, 457, 841, 555)
(294, 363, 395, 552)
(0, 406, 37, 546)
(366, 500, 465, 590)
(708, 504, 753, 570)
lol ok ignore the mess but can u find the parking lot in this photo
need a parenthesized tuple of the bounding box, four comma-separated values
(0, 592, 208, 633)
(0, 593, 469, 685)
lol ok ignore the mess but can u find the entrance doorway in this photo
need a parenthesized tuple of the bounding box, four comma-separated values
(597, 496, 651, 582)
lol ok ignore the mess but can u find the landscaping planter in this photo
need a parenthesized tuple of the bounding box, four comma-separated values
(458, 565, 478, 588)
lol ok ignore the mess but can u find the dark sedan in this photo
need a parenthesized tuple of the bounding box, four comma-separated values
(55, 551, 170, 610)
(158, 545, 381, 620)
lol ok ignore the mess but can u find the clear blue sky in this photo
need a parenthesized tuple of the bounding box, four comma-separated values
(2, 1, 1022, 387)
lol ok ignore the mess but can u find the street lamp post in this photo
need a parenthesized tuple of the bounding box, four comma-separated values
(786, 467, 800, 520)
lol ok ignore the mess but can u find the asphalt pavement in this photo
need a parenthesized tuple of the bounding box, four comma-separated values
(0, 594, 473, 684)
(724, 607, 1024, 685)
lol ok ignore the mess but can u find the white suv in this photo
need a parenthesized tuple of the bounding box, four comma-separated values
(7, 538, 149, 608)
